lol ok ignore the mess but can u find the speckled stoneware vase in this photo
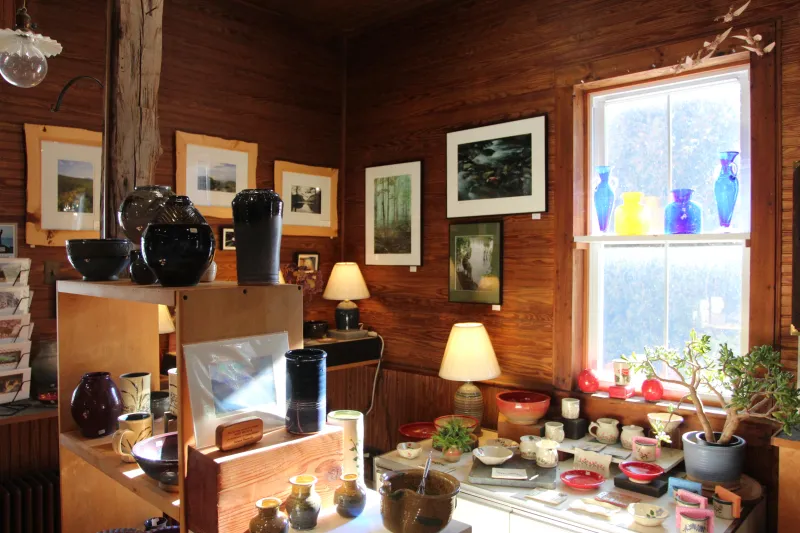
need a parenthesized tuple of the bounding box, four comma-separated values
(284, 475, 321, 530)
(335, 474, 367, 518)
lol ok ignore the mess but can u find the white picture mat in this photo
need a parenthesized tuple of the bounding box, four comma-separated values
(185, 144, 250, 208)
(183, 332, 289, 448)
(0, 366, 30, 403)
(40, 141, 102, 231)
(0, 341, 31, 371)
(0, 286, 31, 316)
(0, 258, 31, 287)
(365, 162, 422, 266)
(0, 314, 30, 344)
(282, 171, 332, 228)
(446, 116, 546, 218)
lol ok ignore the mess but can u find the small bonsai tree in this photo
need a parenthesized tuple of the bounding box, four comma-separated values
(432, 420, 473, 452)
(624, 330, 800, 445)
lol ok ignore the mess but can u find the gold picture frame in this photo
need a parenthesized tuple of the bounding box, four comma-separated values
(24, 124, 103, 246)
(175, 131, 258, 219)
(275, 160, 338, 237)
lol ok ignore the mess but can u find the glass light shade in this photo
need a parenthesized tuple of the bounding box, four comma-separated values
(439, 323, 501, 382)
(323, 262, 370, 301)
(158, 305, 175, 334)
(0, 35, 47, 88)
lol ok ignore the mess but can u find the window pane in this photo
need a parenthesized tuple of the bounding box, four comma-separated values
(600, 245, 665, 374)
(666, 243, 743, 353)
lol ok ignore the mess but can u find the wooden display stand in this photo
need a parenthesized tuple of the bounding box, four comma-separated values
(497, 413, 546, 442)
(56, 281, 304, 533)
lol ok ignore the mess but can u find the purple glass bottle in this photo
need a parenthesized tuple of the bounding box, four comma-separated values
(593, 166, 615, 233)
(714, 151, 740, 228)
(665, 189, 703, 234)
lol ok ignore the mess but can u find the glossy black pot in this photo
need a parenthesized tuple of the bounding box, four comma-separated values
(232, 189, 283, 285)
(129, 250, 158, 285)
(142, 224, 215, 287)
(66, 239, 131, 281)
(285, 349, 326, 435)
(118, 185, 175, 245)
(154, 196, 207, 225)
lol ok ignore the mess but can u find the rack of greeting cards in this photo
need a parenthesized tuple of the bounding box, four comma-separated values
(0, 258, 34, 412)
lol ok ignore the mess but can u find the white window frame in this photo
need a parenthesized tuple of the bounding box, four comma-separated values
(582, 66, 752, 383)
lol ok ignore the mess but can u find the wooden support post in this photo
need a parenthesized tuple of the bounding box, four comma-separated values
(102, 0, 164, 237)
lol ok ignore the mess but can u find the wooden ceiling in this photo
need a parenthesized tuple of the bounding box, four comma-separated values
(256, 0, 454, 34)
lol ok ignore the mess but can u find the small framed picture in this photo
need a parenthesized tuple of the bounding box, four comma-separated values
(221, 227, 235, 250)
(275, 161, 338, 237)
(449, 222, 503, 305)
(0, 224, 17, 258)
(295, 252, 319, 272)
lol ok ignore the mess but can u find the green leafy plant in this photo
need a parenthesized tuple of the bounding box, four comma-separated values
(624, 330, 800, 445)
(432, 420, 473, 452)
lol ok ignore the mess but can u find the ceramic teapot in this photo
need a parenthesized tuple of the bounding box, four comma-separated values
(588, 418, 619, 444)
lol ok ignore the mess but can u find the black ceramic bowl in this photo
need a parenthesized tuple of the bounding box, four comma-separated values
(131, 432, 179, 491)
(303, 320, 329, 339)
(141, 224, 215, 287)
(66, 239, 131, 281)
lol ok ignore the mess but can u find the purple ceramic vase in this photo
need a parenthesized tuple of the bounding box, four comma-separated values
(70, 372, 123, 438)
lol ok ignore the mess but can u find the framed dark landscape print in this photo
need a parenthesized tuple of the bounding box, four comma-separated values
(221, 227, 235, 250)
(365, 161, 422, 266)
(275, 160, 338, 237)
(446, 116, 546, 218)
(449, 222, 502, 304)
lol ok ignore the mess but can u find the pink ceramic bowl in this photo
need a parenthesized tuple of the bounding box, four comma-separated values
(496, 391, 550, 425)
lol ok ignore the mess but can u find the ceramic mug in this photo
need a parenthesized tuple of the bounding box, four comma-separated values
(679, 513, 710, 533)
(612, 359, 631, 386)
(632, 436, 661, 462)
(167, 367, 178, 416)
(519, 435, 541, 460)
(120, 372, 151, 414)
(561, 398, 580, 420)
(112, 412, 153, 463)
(620, 425, 645, 449)
(712, 495, 734, 519)
(544, 421, 565, 443)
(535, 439, 559, 468)
(588, 418, 619, 444)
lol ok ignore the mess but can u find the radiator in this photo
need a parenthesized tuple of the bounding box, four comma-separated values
(0, 470, 60, 533)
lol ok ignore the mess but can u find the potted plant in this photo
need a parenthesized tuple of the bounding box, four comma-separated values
(624, 330, 800, 483)
(432, 420, 474, 463)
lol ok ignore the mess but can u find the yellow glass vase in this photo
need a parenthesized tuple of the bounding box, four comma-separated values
(614, 192, 651, 235)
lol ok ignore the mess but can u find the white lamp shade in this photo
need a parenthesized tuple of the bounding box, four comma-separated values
(323, 262, 370, 301)
(279, 270, 286, 284)
(158, 305, 175, 334)
(439, 323, 501, 382)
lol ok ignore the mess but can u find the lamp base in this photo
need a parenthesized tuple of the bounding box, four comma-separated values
(454, 381, 483, 434)
(335, 299, 360, 330)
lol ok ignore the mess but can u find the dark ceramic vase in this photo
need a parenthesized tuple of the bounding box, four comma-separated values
(249, 497, 289, 533)
(285, 475, 322, 530)
(70, 372, 123, 438)
(153, 195, 207, 224)
(118, 185, 175, 245)
(231, 189, 283, 285)
(335, 474, 367, 518)
(285, 349, 326, 435)
(141, 224, 215, 287)
(129, 250, 157, 285)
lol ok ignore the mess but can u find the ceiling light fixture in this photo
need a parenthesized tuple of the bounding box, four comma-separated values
(0, 0, 62, 88)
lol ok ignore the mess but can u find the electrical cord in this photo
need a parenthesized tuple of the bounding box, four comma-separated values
(364, 333, 384, 416)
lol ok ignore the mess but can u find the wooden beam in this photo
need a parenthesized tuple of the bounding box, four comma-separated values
(102, 0, 164, 238)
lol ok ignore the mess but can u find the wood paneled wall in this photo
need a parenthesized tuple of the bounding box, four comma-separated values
(0, 417, 59, 480)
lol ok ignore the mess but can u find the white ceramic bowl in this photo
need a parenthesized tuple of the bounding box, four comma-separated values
(647, 412, 684, 433)
(627, 503, 668, 527)
(472, 445, 514, 465)
(396, 442, 422, 459)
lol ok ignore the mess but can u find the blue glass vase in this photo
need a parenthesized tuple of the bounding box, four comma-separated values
(593, 166, 615, 233)
(665, 188, 702, 234)
(714, 151, 740, 228)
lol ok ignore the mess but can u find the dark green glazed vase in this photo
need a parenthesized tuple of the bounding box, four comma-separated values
(249, 497, 288, 533)
(335, 474, 367, 518)
(285, 475, 321, 530)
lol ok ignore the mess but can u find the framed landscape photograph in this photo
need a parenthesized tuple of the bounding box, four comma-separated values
(449, 222, 502, 304)
(24, 124, 102, 246)
(365, 161, 422, 266)
(221, 227, 235, 250)
(447, 116, 546, 218)
(275, 161, 338, 237)
(0, 224, 16, 258)
(176, 131, 257, 219)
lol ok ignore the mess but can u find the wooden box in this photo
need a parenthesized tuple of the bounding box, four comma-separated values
(497, 413, 546, 442)
(186, 425, 343, 533)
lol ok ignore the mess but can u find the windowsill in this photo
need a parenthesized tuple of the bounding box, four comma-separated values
(574, 232, 750, 244)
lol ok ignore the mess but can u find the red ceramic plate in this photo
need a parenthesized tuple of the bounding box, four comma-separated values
(399, 422, 437, 440)
(619, 461, 665, 484)
(560, 470, 605, 490)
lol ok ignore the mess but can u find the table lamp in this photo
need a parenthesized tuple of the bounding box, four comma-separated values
(323, 262, 370, 340)
(439, 323, 501, 432)
(158, 304, 175, 335)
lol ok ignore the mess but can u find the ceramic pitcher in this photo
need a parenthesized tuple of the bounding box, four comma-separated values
(620, 425, 645, 449)
(588, 418, 619, 444)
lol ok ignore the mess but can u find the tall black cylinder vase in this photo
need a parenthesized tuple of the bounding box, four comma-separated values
(231, 189, 283, 284)
(285, 349, 326, 435)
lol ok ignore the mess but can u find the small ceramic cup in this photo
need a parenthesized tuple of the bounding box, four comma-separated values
(544, 421, 565, 443)
(632, 436, 661, 462)
(612, 359, 631, 386)
(535, 439, 559, 468)
(167, 368, 178, 416)
(519, 435, 541, 460)
(712, 495, 734, 519)
(678, 512, 710, 533)
(111, 412, 153, 463)
(119, 372, 151, 414)
(396, 442, 422, 459)
(561, 398, 580, 420)
(150, 391, 170, 420)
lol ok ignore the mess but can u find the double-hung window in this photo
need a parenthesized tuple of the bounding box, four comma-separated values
(580, 66, 751, 384)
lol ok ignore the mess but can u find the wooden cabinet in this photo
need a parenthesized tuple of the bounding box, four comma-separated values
(452, 493, 510, 533)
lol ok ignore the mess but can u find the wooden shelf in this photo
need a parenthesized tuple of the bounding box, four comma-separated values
(56, 280, 246, 306)
(60, 430, 180, 518)
(0, 401, 57, 426)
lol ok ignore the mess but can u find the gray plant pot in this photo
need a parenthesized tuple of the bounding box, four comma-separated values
(682, 431, 746, 483)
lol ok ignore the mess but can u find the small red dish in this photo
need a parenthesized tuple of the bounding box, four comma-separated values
(399, 422, 437, 441)
(619, 461, 665, 484)
(560, 469, 605, 490)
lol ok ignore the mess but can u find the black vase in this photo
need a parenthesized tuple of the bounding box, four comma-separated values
(231, 189, 283, 285)
(154, 196, 207, 225)
(70, 372, 123, 438)
(142, 224, 215, 287)
(285, 349, 326, 435)
(118, 185, 175, 245)
(129, 249, 158, 285)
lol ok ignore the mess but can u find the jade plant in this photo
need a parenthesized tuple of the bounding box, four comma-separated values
(432, 420, 473, 452)
(623, 330, 800, 445)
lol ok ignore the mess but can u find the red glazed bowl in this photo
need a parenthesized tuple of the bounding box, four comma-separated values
(560, 470, 604, 490)
(434, 414, 480, 433)
(619, 461, 665, 484)
(495, 391, 550, 425)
